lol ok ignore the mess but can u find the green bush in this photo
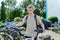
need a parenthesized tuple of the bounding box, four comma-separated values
(0, 23, 6, 28)
(14, 17, 20, 22)
(48, 16, 58, 23)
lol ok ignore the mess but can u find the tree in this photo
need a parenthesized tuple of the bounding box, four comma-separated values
(4, 0, 16, 10)
(35, 0, 46, 18)
(10, 7, 23, 21)
(0, 7, 1, 20)
(20, 0, 46, 18)
(48, 16, 58, 23)
(5, 8, 10, 21)
(1, 2, 6, 22)
(4, 0, 17, 21)
(20, 0, 32, 16)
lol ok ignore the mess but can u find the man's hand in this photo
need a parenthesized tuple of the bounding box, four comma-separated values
(16, 23, 22, 27)
(42, 28, 45, 33)
(16, 24, 19, 27)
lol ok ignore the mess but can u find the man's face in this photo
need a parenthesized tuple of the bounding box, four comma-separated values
(27, 8, 34, 14)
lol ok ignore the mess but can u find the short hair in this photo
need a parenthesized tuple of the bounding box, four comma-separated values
(27, 4, 35, 10)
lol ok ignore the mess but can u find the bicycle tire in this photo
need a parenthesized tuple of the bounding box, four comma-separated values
(0, 32, 13, 40)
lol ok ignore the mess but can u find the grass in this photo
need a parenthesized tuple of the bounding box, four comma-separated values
(0, 35, 4, 40)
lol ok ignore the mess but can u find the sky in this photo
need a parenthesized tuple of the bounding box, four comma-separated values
(48, 0, 60, 20)
(0, 0, 2, 6)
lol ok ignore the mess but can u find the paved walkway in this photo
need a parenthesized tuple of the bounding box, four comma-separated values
(38, 30, 60, 40)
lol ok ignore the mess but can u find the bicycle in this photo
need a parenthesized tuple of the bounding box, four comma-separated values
(0, 23, 25, 40)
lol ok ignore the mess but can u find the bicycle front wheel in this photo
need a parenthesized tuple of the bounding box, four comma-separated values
(0, 32, 13, 40)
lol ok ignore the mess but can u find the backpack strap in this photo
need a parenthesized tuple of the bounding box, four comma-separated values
(34, 14, 38, 29)
(34, 14, 39, 39)
(25, 15, 28, 22)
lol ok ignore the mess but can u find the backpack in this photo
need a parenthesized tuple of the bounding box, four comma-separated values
(25, 14, 43, 33)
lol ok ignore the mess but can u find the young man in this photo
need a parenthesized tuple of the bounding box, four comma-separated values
(16, 4, 45, 40)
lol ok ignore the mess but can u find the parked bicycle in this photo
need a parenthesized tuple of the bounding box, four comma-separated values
(0, 22, 25, 40)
